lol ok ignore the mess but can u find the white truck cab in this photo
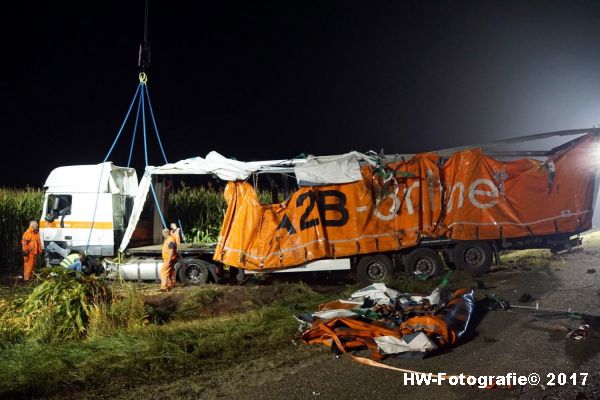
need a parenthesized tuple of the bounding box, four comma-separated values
(40, 163, 138, 265)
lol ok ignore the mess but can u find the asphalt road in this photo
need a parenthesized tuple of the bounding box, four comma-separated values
(211, 235, 600, 400)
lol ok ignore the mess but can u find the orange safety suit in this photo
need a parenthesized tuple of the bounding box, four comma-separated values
(22, 226, 42, 281)
(161, 235, 178, 289)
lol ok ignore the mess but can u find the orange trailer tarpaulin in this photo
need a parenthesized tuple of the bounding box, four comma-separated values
(214, 154, 441, 270)
(440, 133, 598, 240)
(214, 133, 599, 270)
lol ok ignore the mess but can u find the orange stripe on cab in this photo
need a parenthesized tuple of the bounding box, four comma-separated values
(40, 221, 113, 229)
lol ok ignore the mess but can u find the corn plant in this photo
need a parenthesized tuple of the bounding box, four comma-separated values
(0, 188, 44, 269)
(168, 183, 282, 244)
(168, 184, 226, 244)
(0, 268, 111, 343)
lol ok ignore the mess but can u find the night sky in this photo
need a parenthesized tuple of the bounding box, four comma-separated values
(2, 1, 600, 187)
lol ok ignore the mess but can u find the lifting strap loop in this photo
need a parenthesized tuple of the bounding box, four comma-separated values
(86, 73, 169, 253)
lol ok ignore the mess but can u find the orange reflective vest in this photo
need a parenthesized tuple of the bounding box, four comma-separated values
(22, 227, 42, 255)
(162, 235, 178, 263)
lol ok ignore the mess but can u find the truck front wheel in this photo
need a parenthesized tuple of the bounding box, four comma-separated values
(452, 241, 493, 275)
(177, 259, 210, 285)
(356, 255, 394, 284)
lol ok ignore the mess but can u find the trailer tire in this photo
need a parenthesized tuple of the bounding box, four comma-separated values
(177, 259, 210, 285)
(452, 241, 493, 275)
(356, 255, 394, 284)
(405, 248, 443, 280)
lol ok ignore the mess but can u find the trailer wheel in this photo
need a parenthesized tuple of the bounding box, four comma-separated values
(452, 241, 493, 275)
(356, 255, 394, 284)
(177, 259, 210, 285)
(405, 248, 443, 279)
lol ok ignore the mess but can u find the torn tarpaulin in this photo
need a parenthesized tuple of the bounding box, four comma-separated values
(349, 283, 399, 306)
(375, 332, 438, 355)
(300, 284, 475, 360)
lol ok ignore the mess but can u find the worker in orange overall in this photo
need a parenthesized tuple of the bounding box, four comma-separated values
(161, 228, 177, 292)
(170, 222, 181, 245)
(21, 220, 42, 282)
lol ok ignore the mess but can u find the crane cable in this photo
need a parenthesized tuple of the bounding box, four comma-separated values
(138, 0, 151, 72)
(144, 0, 149, 44)
(85, 0, 172, 254)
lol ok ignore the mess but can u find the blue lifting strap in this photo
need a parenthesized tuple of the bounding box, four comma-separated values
(86, 74, 169, 253)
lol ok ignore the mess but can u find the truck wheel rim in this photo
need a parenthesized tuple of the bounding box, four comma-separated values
(185, 264, 206, 283)
(465, 247, 484, 267)
(367, 261, 386, 280)
(415, 258, 434, 277)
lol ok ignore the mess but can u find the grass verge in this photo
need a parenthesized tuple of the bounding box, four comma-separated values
(0, 282, 327, 397)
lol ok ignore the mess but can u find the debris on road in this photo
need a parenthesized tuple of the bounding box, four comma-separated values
(486, 294, 600, 320)
(298, 283, 474, 360)
(566, 324, 590, 341)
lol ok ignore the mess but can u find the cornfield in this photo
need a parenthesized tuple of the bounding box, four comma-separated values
(168, 184, 275, 243)
(0, 188, 44, 269)
(168, 184, 227, 243)
(0, 185, 276, 269)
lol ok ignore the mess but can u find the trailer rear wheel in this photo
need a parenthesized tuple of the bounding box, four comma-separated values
(356, 255, 394, 284)
(452, 241, 493, 275)
(405, 248, 443, 279)
(177, 259, 210, 285)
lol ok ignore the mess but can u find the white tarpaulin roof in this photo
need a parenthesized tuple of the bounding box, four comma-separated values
(119, 151, 374, 251)
(294, 152, 364, 186)
(147, 151, 301, 181)
(148, 150, 371, 185)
